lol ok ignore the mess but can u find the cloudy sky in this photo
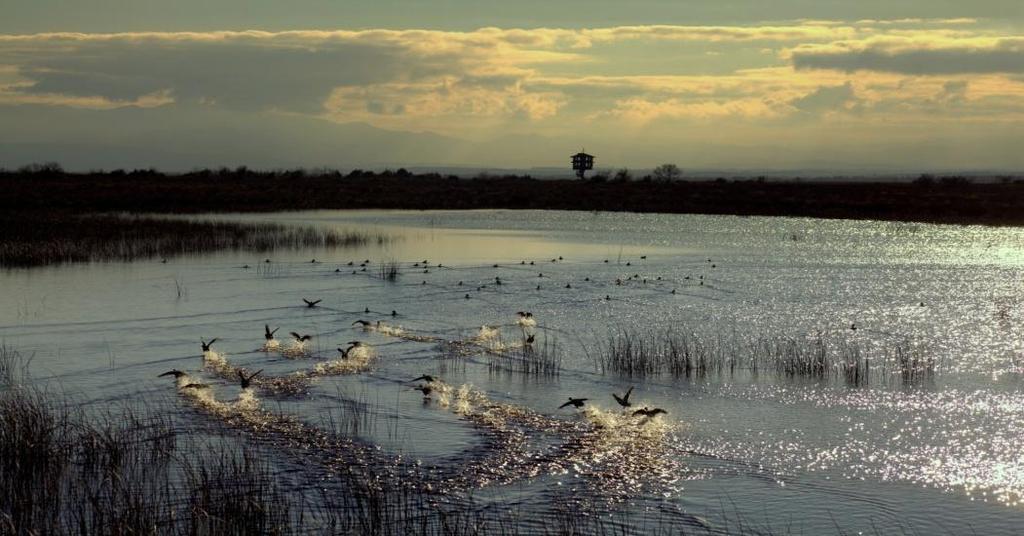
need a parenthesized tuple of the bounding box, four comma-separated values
(1, 1, 1022, 172)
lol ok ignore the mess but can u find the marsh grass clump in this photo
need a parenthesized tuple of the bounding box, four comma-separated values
(379, 259, 401, 282)
(0, 344, 32, 386)
(0, 212, 389, 268)
(598, 328, 933, 386)
(0, 383, 303, 535)
(489, 336, 562, 377)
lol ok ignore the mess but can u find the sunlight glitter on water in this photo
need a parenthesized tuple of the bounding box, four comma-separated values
(7, 210, 1024, 533)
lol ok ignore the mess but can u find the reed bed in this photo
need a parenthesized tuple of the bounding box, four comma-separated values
(596, 328, 935, 386)
(0, 212, 389, 268)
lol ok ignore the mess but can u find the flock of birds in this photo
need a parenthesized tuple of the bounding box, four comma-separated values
(160, 283, 670, 425)
(558, 386, 667, 419)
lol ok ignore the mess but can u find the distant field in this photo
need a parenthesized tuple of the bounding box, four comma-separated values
(1, 167, 1021, 226)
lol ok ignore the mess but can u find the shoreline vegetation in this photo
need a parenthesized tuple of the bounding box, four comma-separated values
(2, 164, 1022, 225)
(1, 162, 1022, 267)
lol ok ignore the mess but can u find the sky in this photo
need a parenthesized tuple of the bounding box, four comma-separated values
(0, 1, 1022, 173)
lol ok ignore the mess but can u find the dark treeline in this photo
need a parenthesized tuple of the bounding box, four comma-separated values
(3, 163, 1024, 225)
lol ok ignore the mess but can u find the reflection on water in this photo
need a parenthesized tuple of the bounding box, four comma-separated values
(3, 209, 1024, 534)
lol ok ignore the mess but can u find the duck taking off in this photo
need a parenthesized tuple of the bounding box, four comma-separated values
(290, 332, 312, 342)
(559, 397, 588, 409)
(264, 325, 279, 341)
(612, 386, 634, 408)
(632, 407, 667, 418)
(303, 298, 322, 308)
(238, 369, 263, 389)
(200, 338, 218, 352)
(413, 385, 433, 398)
(409, 374, 438, 383)
(158, 369, 187, 379)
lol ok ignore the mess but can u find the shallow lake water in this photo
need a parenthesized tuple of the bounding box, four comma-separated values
(3, 209, 1024, 534)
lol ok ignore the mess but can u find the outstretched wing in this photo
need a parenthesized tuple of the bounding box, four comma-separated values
(558, 401, 573, 409)
(208, 338, 218, 346)
(290, 331, 301, 340)
(623, 386, 634, 403)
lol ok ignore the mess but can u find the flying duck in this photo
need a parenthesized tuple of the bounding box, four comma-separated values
(612, 386, 634, 408)
(264, 325, 279, 341)
(238, 369, 263, 389)
(303, 298, 321, 308)
(558, 397, 588, 409)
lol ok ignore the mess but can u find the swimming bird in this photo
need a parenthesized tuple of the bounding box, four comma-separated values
(200, 338, 218, 352)
(409, 374, 438, 383)
(238, 369, 263, 389)
(612, 386, 634, 408)
(290, 332, 312, 342)
(465, 294, 470, 299)
(633, 407, 667, 418)
(303, 298, 321, 308)
(559, 397, 588, 409)
(640, 255, 647, 260)
(391, 310, 398, 317)
(365, 307, 370, 313)
(264, 325, 279, 341)
(158, 369, 187, 378)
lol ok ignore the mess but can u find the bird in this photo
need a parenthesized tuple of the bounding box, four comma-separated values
(565, 283, 572, 289)
(352, 320, 372, 327)
(238, 369, 263, 389)
(290, 332, 312, 342)
(633, 407, 667, 418)
(413, 385, 433, 398)
(612, 386, 634, 408)
(465, 294, 470, 299)
(264, 325, 279, 341)
(671, 289, 676, 295)
(850, 323, 857, 331)
(409, 374, 437, 383)
(640, 255, 647, 260)
(303, 298, 321, 308)
(339, 340, 363, 357)
(158, 369, 187, 378)
(391, 310, 398, 317)
(182, 383, 210, 390)
(559, 397, 588, 409)
(200, 338, 218, 352)
(525, 334, 535, 345)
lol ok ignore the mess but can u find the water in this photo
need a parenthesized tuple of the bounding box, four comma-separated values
(3, 209, 1024, 533)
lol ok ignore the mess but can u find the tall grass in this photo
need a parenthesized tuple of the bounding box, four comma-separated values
(0, 212, 389, 268)
(379, 259, 401, 282)
(596, 328, 935, 386)
(489, 336, 563, 378)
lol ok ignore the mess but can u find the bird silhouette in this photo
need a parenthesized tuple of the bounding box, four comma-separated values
(264, 325, 279, 341)
(612, 386, 634, 408)
(409, 374, 437, 383)
(200, 338, 218, 352)
(182, 383, 210, 390)
(158, 369, 187, 378)
(238, 369, 263, 389)
(525, 334, 536, 344)
(352, 320, 372, 327)
(413, 385, 433, 398)
(632, 407, 667, 418)
(303, 298, 321, 308)
(559, 397, 588, 409)
(290, 332, 312, 342)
